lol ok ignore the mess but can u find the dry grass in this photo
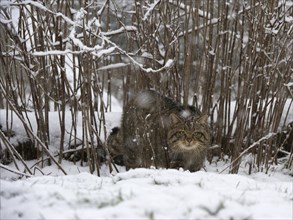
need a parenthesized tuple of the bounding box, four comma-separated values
(0, 0, 292, 175)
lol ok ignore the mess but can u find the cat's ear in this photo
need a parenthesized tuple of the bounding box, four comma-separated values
(169, 113, 183, 125)
(197, 114, 208, 124)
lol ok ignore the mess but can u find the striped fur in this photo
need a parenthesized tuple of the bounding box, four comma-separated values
(107, 90, 210, 172)
(167, 114, 210, 171)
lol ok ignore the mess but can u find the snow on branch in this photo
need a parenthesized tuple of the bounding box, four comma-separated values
(1, 0, 78, 30)
(0, 0, 51, 12)
(2, 0, 174, 74)
(143, 0, 161, 21)
(102, 26, 137, 37)
(103, 34, 174, 73)
(97, 63, 129, 71)
(97, 0, 109, 16)
(32, 50, 77, 56)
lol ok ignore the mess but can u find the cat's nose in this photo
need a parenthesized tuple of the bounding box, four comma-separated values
(186, 137, 192, 143)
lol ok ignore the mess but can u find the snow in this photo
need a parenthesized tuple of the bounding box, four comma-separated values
(102, 26, 137, 36)
(32, 49, 75, 56)
(1, 167, 292, 220)
(164, 59, 174, 68)
(1, 101, 292, 219)
(285, 82, 293, 87)
(1, 98, 293, 219)
(97, 63, 130, 71)
(143, 0, 161, 21)
(1, 97, 292, 219)
(0, 104, 293, 219)
(210, 99, 293, 133)
(0, 94, 122, 153)
(1, 1, 293, 218)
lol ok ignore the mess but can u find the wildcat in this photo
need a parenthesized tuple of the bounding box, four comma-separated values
(107, 90, 210, 172)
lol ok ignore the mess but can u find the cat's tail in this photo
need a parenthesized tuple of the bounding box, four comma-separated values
(106, 127, 124, 166)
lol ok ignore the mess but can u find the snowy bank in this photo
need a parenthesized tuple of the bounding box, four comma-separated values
(1, 168, 292, 220)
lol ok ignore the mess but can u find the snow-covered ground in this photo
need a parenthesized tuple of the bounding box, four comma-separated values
(1, 1, 292, 218)
(1, 97, 292, 219)
(1, 163, 292, 220)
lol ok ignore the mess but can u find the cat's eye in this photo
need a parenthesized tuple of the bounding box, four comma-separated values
(193, 132, 204, 139)
(176, 131, 185, 138)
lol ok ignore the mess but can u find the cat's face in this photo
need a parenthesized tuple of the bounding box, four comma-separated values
(167, 113, 210, 152)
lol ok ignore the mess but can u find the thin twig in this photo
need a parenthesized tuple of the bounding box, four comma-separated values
(0, 83, 67, 175)
(220, 133, 277, 174)
(0, 163, 32, 178)
(0, 130, 32, 175)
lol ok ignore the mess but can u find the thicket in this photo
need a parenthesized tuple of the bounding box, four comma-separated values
(0, 0, 292, 176)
